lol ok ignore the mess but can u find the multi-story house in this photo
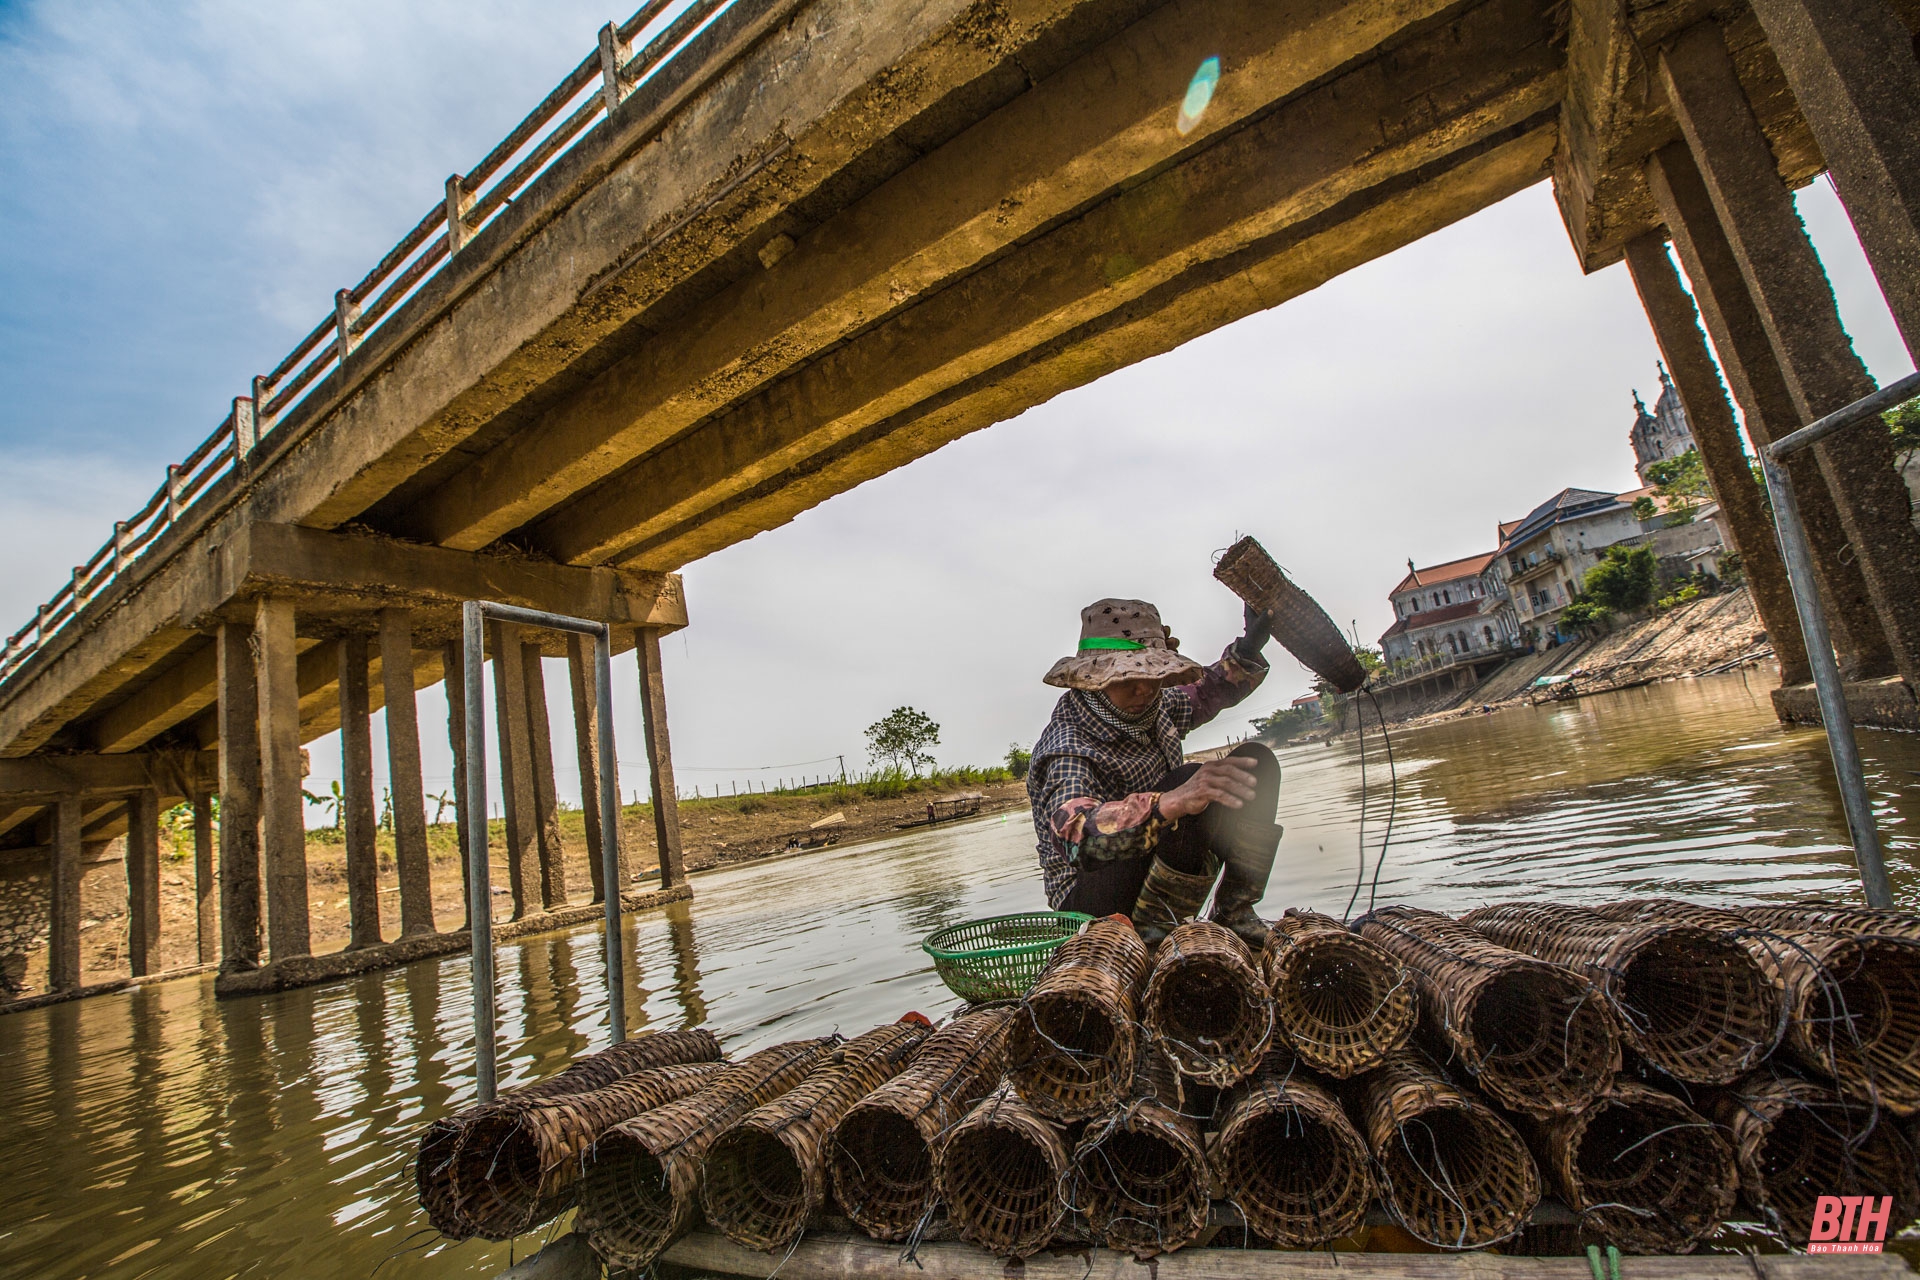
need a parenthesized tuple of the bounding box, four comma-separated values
(1629, 363, 1695, 485)
(1378, 552, 1515, 664)
(1497, 487, 1643, 638)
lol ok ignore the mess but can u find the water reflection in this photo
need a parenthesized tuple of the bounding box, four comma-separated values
(0, 674, 1913, 1276)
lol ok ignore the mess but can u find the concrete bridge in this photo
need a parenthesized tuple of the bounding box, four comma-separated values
(4, 0, 1919, 1002)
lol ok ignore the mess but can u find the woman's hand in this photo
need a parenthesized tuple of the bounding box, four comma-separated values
(1159, 756, 1260, 821)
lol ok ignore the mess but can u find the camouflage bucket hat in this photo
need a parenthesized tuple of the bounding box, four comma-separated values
(1043, 599, 1206, 691)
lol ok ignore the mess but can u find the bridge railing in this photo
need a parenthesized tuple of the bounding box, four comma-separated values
(0, 0, 740, 689)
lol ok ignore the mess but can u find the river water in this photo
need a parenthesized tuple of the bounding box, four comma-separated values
(1, 672, 1915, 1277)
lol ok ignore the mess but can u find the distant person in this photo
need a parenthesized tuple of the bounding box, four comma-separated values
(1026, 598, 1280, 947)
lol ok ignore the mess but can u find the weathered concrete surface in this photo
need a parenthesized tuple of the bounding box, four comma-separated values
(210, 883, 692, 999)
(1772, 676, 1920, 732)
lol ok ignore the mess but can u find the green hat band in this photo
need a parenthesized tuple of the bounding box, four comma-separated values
(1078, 637, 1147, 651)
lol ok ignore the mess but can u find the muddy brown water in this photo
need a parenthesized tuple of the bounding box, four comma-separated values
(1, 671, 1914, 1277)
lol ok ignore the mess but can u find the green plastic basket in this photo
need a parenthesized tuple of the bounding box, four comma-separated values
(921, 912, 1092, 1003)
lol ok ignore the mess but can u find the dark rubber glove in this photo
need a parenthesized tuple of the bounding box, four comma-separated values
(1233, 603, 1272, 661)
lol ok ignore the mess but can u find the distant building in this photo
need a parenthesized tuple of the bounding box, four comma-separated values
(1495, 487, 1643, 638)
(1290, 693, 1323, 720)
(1378, 551, 1516, 664)
(1629, 363, 1695, 486)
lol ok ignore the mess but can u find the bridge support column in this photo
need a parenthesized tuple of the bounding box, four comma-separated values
(216, 620, 263, 969)
(48, 795, 82, 991)
(1622, 232, 1811, 685)
(488, 620, 536, 918)
(124, 787, 161, 976)
(636, 628, 684, 889)
(255, 596, 310, 960)
(1748, 0, 1920, 360)
(192, 791, 216, 965)
(568, 632, 623, 902)
(1644, 141, 1890, 679)
(379, 610, 434, 935)
(521, 641, 568, 910)
(1659, 21, 1920, 689)
(339, 633, 382, 950)
(442, 639, 472, 930)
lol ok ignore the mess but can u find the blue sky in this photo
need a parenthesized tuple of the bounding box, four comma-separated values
(3, 0, 1914, 814)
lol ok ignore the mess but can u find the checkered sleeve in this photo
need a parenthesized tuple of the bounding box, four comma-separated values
(1167, 644, 1268, 732)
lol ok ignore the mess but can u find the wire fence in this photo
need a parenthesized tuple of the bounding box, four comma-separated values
(0, 0, 741, 689)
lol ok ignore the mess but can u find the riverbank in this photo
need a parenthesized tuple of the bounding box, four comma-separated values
(10, 771, 1028, 998)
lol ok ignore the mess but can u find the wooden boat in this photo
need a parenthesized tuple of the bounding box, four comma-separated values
(894, 793, 985, 830)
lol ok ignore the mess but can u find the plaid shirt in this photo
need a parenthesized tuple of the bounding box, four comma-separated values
(1026, 645, 1267, 907)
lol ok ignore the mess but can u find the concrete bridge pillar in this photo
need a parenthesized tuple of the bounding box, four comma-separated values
(1747, 0, 1920, 362)
(48, 795, 82, 991)
(566, 632, 624, 903)
(192, 791, 215, 965)
(488, 620, 537, 919)
(520, 641, 569, 911)
(378, 609, 434, 936)
(442, 638, 472, 931)
(1622, 232, 1812, 685)
(338, 633, 382, 950)
(215, 620, 263, 970)
(1658, 21, 1920, 689)
(124, 787, 161, 976)
(255, 596, 310, 960)
(637, 629, 684, 890)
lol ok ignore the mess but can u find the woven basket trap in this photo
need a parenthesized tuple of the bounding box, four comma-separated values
(1714, 1072, 1920, 1244)
(1461, 902, 1782, 1085)
(1211, 1053, 1373, 1247)
(1068, 1049, 1214, 1258)
(576, 1038, 832, 1269)
(1530, 1080, 1735, 1254)
(934, 1084, 1069, 1258)
(1263, 910, 1415, 1078)
(1214, 536, 1368, 693)
(923, 912, 1091, 1003)
(1010, 916, 1149, 1122)
(701, 1020, 930, 1252)
(1359, 906, 1617, 1118)
(828, 1008, 1014, 1242)
(1742, 903, 1920, 941)
(1356, 1048, 1541, 1250)
(451, 1062, 726, 1240)
(1141, 921, 1272, 1089)
(412, 1026, 722, 1240)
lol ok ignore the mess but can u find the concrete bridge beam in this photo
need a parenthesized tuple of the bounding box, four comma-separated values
(1659, 20, 1920, 689)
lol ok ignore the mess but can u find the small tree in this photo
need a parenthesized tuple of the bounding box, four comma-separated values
(1888, 397, 1919, 473)
(1004, 742, 1032, 780)
(1583, 544, 1658, 613)
(866, 707, 940, 775)
(1560, 599, 1612, 637)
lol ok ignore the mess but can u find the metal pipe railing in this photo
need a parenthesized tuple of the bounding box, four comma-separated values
(460, 600, 628, 1103)
(1758, 369, 1919, 909)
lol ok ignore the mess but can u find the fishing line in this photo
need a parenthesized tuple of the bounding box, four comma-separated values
(1363, 687, 1399, 918)
(1344, 694, 1369, 925)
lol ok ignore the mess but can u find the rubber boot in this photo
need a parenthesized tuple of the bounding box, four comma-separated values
(1208, 820, 1283, 950)
(1131, 854, 1217, 948)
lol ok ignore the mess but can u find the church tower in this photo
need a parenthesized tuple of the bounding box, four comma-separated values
(1629, 362, 1695, 485)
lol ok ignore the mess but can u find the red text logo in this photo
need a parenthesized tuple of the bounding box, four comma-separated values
(1809, 1195, 1892, 1253)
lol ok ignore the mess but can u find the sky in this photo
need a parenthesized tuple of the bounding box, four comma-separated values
(2, 0, 1914, 820)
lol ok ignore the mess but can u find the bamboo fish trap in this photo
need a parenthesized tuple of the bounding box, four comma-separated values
(828, 1008, 1014, 1241)
(1140, 921, 1272, 1088)
(934, 1084, 1070, 1258)
(1357, 906, 1618, 1117)
(576, 1038, 833, 1270)
(1520, 1081, 1736, 1254)
(414, 1026, 723, 1240)
(1214, 536, 1368, 693)
(1603, 899, 1920, 1113)
(701, 1019, 932, 1252)
(449, 1062, 726, 1240)
(1009, 915, 1149, 1121)
(1713, 1072, 1920, 1243)
(1067, 1048, 1212, 1258)
(1262, 910, 1415, 1078)
(1740, 903, 1920, 940)
(1459, 902, 1782, 1084)
(1354, 1048, 1542, 1250)
(1210, 1051, 1373, 1248)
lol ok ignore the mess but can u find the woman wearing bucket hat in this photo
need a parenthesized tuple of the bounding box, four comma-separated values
(1026, 598, 1281, 948)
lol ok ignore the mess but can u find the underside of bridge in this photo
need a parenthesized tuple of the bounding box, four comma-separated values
(3, 0, 1918, 998)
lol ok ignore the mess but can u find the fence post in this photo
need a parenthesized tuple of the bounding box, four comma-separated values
(231, 395, 256, 467)
(598, 22, 633, 118)
(35, 604, 49, 647)
(71, 566, 88, 607)
(333, 288, 362, 360)
(113, 521, 130, 573)
(445, 174, 474, 253)
(251, 374, 274, 445)
(165, 464, 186, 522)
